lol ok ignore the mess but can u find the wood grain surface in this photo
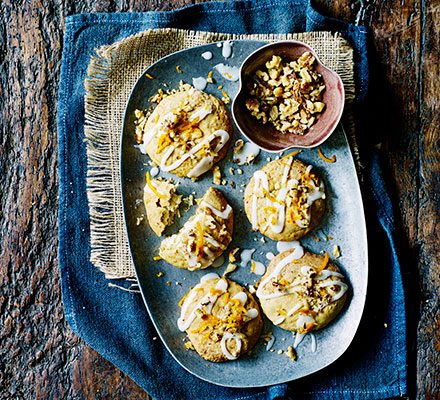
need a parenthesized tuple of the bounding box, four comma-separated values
(0, 0, 438, 399)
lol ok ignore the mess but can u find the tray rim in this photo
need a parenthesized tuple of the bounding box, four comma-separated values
(120, 40, 369, 388)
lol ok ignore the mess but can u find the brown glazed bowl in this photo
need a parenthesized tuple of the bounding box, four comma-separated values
(232, 41, 345, 152)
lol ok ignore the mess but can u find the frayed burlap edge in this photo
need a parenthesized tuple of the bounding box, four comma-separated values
(84, 28, 357, 280)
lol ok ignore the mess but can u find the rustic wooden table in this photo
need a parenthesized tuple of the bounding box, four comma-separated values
(1, 0, 438, 399)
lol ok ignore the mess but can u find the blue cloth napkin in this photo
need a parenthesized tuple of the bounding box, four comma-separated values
(57, 1, 408, 399)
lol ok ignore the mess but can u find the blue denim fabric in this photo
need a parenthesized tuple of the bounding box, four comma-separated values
(57, 1, 407, 399)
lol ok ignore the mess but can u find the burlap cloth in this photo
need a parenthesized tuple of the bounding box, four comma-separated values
(84, 29, 356, 279)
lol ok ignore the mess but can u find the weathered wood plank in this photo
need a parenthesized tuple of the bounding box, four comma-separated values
(416, 1, 440, 398)
(0, 0, 438, 398)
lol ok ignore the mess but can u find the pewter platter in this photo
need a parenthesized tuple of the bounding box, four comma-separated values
(121, 41, 368, 388)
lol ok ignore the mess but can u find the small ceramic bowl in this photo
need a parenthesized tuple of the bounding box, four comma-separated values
(232, 41, 345, 152)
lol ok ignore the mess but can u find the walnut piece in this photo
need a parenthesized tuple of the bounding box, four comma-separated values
(245, 53, 326, 135)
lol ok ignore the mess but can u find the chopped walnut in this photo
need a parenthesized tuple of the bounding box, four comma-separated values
(245, 53, 326, 135)
(212, 166, 222, 185)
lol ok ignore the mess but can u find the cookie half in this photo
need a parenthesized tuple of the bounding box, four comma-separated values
(143, 175, 181, 236)
(178, 274, 263, 362)
(159, 188, 233, 270)
(256, 248, 348, 333)
(244, 157, 326, 241)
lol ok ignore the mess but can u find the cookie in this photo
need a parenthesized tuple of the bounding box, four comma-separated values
(256, 247, 348, 332)
(143, 174, 181, 236)
(244, 157, 325, 241)
(141, 85, 232, 178)
(178, 274, 263, 362)
(159, 187, 233, 270)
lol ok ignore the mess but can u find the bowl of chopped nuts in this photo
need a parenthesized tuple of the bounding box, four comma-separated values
(232, 41, 345, 152)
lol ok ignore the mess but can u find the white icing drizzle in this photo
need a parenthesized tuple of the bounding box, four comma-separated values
(251, 261, 266, 276)
(150, 166, 159, 177)
(310, 332, 317, 353)
(276, 240, 303, 254)
(214, 63, 240, 81)
(246, 308, 259, 319)
(251, 171, 269, 230)
(273, 316, 286, 325)
(203, 246, 216, 258)
(160, 129, 230, 176)
(200, 200, 232, 219)
(142, 112, 177, 148)
(232, 291, 247, 306)
(281, 157, 293, 186)
(266, 335, 276, 351)
(240, 248, 265, 274)
(144, 179, 164, 197)
(287, 302, 303, 317)
(233, 141, 260, 165)
(216, 278, 228, 292)
(187, 242, 197, 268)
(257, 284, 302, 301)
(177, 277, 228, 331)
(256, 245, 304, 300)
(296, 314, 315, 329)
(221, 332, 242, 360)
(318, 280, 348, 301)
(144, 183, 154, 195)
(300, 265, 315, 277)
(293, 331, 317, 352)
(307, 189, 326, 205)
(268, 187, 287, 234)
(200, 273, 220, 283)
(251, 163, 296, 234)
(188, 105, 212, 123)
(222, 40, 233, 58)
(293, 332, 306, 349)
(317, 269, 344, 280)
(216, 42, 222, 47)
(239, 249, 256, 268)
(134, 144, 147, 154)
(204, 235, 225, 249)
(260, 158, 292, 233)
(295, 219, 309, 228)
(187, 156, 215, 178)
(305, 165, 326, 206)
(201, 51, 213, 60)
(192, 77, 207, 91)
(273, 302, 303, 326)
(265, 252, 275, 260)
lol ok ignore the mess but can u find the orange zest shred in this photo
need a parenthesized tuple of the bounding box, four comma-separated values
(157, 133, 172, 152)
(282, 149, 302, 159)
(263, 188, 282, 204)
(195, 222, 205, 260)
(277, 308, 287, 316)
(318, 147, 337, 163)
(264, 205, 277, 214)
(304, 322, 318, 332)
(298, 308, 317, 316)
(145, 73, 155, 79)
(250, 260, 256, 273)
(146, 172, 166, 199)
(178, 293, 189, 307)
(315, 252, 330, 273)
